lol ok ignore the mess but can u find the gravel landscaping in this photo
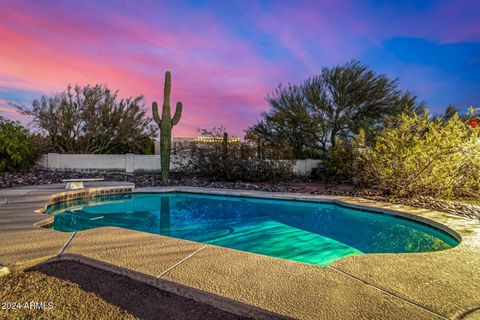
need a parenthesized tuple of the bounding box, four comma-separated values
(0, 170, 296, 193)
(371, 195, 480, 222)
(1, 170, 478, 221)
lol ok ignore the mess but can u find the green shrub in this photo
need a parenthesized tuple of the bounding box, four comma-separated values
(358, 110, 480, 198)
(233, 158, 294, 182)
(0, 117, 35, 172)
(182, 128, 294, 182)
(186, 145, 294, 182)
(312, 136, 362, 182)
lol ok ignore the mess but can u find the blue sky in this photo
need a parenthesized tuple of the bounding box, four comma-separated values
(1, 0, 479, 135)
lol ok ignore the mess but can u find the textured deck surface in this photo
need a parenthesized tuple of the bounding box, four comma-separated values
(1, 184, 479, 319)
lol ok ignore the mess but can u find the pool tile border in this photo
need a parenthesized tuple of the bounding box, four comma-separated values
(45, 185, 135, 210)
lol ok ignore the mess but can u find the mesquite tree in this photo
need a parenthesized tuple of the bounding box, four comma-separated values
(247, 60, 424, 158)
(152, 71, 183, 182)
(17, 85, 156, 154)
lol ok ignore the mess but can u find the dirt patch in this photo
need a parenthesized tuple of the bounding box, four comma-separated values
(0, 260, 251, 320)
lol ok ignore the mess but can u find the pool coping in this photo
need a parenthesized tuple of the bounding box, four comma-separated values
(1, 184, 479, 319)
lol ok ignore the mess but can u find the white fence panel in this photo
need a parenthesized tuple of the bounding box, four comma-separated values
(39, 153, 320, 175)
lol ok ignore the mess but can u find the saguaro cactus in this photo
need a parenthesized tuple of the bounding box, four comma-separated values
(222, 132, 228, 161)
(152, 71, 183, 182)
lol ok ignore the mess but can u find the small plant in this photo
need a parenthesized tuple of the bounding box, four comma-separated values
(152, 71, 183, 182)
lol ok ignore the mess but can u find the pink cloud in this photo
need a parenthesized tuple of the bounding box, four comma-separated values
(0, 1, 284, 137)
(2, 0, 476, 139)
(0, 100, 25, 123)
(255, 0, 374, 69)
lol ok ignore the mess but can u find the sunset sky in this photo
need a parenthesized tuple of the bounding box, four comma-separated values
(1, 0, 479, 137)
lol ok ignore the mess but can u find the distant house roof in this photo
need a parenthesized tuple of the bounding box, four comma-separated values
(194, 136, 240, 143)
(467, 117, 478, 128)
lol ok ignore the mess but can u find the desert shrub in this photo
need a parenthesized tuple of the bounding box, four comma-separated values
(358, 110, 480, 198)
(0, 117, 38, 172)
(182, 128, 294, 182)
(311, 134, 364, 182)
(455, 150, 480, 198)
(232, 159, 294, 182)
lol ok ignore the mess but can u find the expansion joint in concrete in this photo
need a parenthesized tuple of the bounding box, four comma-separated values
(328, 266, 449, 320)
(457, 306, 480, 320)
(157, 245, 208, 279)
(59, 232, 77, 255)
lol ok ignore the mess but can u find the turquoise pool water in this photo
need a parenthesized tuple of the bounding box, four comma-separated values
(46, 192, 459, 266)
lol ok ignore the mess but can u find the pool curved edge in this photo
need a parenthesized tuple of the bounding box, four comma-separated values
(133, 188, 465, 245)
(37, 186, 477, 256)
(148, 188, 464, 245)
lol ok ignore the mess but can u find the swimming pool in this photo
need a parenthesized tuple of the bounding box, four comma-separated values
(46, 192, 459, 266)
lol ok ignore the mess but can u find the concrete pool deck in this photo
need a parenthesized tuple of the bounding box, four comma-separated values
(0, 183, 479, 319)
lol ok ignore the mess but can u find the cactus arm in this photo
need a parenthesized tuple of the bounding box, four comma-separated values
(171, 101, 183, 125)
(152, 101, 162, 129)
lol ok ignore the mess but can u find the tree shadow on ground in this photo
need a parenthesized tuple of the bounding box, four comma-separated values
(30, 260, 275, 320)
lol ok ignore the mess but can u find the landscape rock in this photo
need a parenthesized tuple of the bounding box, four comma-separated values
(1, 170, 478, 221)
(0, 170, 295, 193)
